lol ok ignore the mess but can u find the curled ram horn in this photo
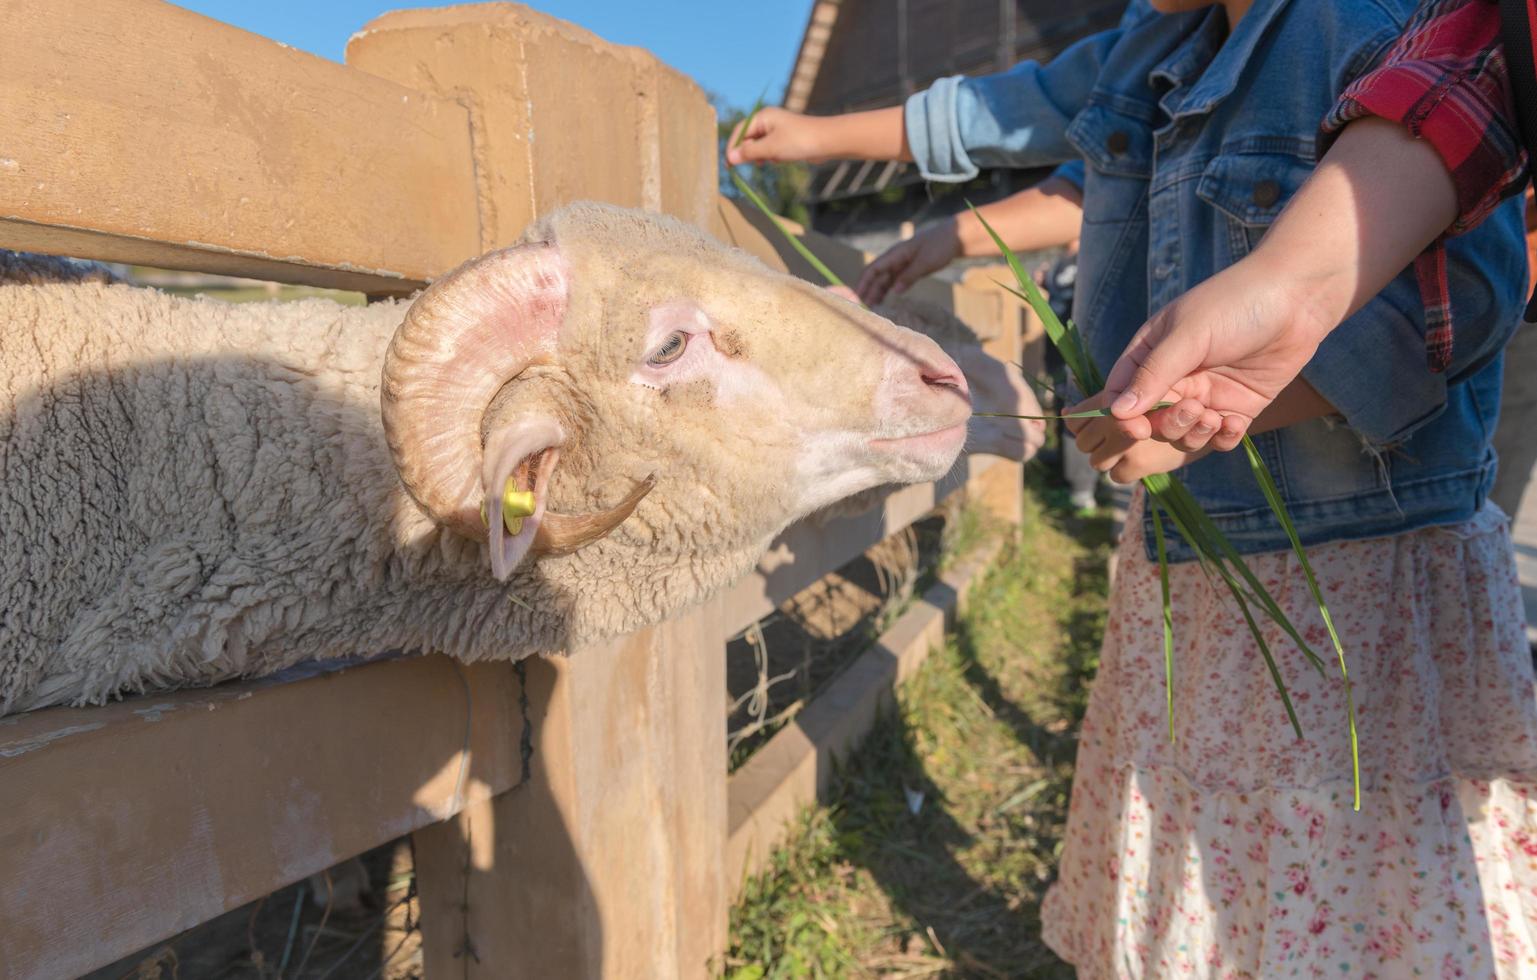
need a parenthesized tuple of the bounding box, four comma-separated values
(533, 475, 656, 558)
(382, 242, 569, 539)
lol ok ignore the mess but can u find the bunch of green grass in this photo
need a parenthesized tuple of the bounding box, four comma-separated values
(726, 105, 1359, 808)
(973, 208, 1359, 809)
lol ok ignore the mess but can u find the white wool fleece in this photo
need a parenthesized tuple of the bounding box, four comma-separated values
(0, 205, 977, 714)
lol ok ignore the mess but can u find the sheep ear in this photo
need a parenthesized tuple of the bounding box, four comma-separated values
(481, 417, 564, 580)
(481, 415, 657, 578)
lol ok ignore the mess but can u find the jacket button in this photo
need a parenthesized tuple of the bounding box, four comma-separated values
(1106, 130, 1130, 155)
(1252, 180, 1281, 207)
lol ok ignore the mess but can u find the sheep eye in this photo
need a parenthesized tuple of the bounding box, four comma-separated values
(647, 331, 688, 366)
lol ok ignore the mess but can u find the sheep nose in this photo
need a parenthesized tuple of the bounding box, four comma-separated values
(879, 328, 972, 418)
(921, 358, 969, 397)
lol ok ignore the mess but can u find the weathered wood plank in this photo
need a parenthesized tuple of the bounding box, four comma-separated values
(0, 0, 481, 291)
(0, 656, 527, 979)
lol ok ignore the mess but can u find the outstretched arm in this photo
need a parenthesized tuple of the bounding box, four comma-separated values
(856, 170, 1084, 303)
(726, 106, 911, 167)
(1101, 116, 1458, 452)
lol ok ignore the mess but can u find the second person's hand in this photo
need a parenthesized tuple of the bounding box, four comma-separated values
(726, 105, 911, 168)
(856, 219, 962, 304)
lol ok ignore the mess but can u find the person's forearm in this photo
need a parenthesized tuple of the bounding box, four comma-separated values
(952, 176, 1085, 257)
(1245, 116, 1458, 335)
(807, 107, 914, 162)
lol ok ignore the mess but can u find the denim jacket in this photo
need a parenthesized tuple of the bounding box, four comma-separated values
(907, 0, 1529, 561)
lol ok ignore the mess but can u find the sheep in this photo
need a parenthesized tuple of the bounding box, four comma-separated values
(0, 202, 975, 715)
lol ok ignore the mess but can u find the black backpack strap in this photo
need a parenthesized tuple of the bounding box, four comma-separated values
(1498, 0, 1537, 319)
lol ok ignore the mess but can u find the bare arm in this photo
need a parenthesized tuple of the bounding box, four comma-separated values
(1249, 116, 1458, 330)
(954, 175, 1084, 256)
(727, 106, 912, 166)
(856, 175, 1085, 303)
(1102, 116, 1459, 450)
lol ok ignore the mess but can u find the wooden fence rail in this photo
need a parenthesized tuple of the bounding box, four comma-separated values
(0, 2, 1026, 977)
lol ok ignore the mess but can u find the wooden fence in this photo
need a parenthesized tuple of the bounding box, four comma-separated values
(0, 2, 1029, 976)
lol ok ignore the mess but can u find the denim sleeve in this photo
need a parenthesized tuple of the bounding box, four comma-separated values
(903, 27, 1122, 182)
(1301, 200, 1528, 445)
(1052, 159, 1086, 191)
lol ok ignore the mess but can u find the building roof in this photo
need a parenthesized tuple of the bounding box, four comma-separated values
(785, 1, 842, 114)
(781, 0, 1124, 203)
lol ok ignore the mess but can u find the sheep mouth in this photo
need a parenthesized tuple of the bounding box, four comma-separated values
(868, 422, 968, 456)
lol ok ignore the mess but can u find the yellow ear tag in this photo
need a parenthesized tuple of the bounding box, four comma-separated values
(501, 484, 538, 536)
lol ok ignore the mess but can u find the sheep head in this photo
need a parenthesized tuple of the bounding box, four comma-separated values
(382, 203, 971, 591)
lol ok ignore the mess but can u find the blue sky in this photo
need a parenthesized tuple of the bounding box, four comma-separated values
(174, 1, 812, 111)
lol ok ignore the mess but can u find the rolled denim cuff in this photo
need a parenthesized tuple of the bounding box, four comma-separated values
(904, 76, 981, 183)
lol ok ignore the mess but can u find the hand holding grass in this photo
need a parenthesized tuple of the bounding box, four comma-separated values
(857, 174, 1086, 304)
(1102, 117, 1458, 447)
(1066, 391, 1206, 481)
(1099, 260, 1332, 451)
(726, 105, 911, 167)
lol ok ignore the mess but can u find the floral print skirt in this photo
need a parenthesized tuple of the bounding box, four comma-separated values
(1041, 494, 1537, 978)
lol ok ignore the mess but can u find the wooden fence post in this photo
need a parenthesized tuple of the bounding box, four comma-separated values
(349, 7, 727, 976)
(409, 604, 727, 977)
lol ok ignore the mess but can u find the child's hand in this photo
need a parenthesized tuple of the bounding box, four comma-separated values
(856, 219, 962, 304)
(1108, 438, 1200, 482)
(726, 108, 828, 166)
(1067, 393, 1203, 482)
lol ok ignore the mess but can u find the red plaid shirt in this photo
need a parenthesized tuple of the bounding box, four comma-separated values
(1321, 0, 1529, 371)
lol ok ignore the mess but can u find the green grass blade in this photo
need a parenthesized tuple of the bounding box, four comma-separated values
(1156, 478, 1329, 677)
(1241, 435, 1360, 810)
(1224, 576, 1305, 738)
(726, 92, 851, 293)
(988, 279, 1095, 392)
(732, 88, 768, 149)
(1063, 318, 1104, 392)
(1151, 501, 1176, 744)
(974, 403, 1173, 421)
(729, 171, 849, 290)
(1144, 480, 1304, 737)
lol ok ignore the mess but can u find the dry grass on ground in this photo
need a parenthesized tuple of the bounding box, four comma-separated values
(724, 474, 1113, 979)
